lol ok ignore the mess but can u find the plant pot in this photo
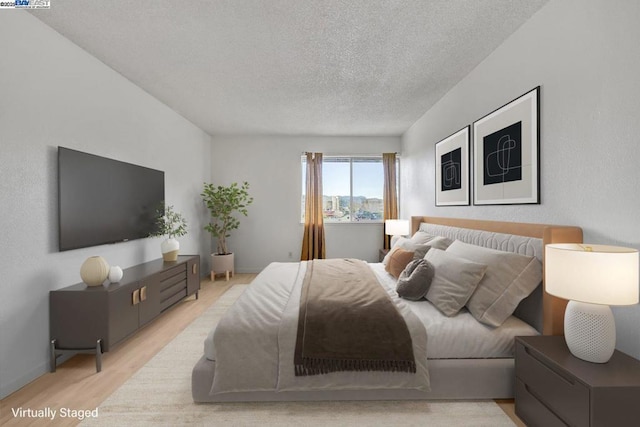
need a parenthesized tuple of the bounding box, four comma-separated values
(161, 238, 180, 262)
(211, 253, 234, 281)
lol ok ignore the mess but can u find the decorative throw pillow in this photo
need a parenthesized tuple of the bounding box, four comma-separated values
(424, 248, 488, 317)
(385, 248, 415, 278)
(396, 259, 435, 300)
(382, 235, 453, 266)
(382, 237, 429, 265)
(445, 240, 543, 327)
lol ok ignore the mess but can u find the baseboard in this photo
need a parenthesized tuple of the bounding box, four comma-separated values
(0, 359, 50, 400)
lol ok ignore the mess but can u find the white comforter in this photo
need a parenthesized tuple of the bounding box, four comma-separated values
(210, 262, 430, 395)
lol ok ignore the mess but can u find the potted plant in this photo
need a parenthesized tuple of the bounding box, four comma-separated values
(201, 181, 253, 280)
(149, 203, 188, 261)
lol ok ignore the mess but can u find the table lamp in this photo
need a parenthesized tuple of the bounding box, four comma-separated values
(545, 243, 639, 363)
(385, 219, 410, 237)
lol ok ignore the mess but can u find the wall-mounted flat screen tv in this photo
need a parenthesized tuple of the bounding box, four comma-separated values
(58, 147, 165, 251)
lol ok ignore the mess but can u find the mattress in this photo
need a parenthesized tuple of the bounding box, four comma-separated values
(204, 262, 538, 364)
(207, 261, 430, 395)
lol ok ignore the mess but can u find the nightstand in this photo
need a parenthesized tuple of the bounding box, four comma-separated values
(379, 248, 389, 262)
(515, 336, 640, 427)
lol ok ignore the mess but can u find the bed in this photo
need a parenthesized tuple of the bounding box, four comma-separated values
(192, 216, 582, 402)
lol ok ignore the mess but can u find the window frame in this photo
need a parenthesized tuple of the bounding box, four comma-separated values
(301, 154, 400, 224)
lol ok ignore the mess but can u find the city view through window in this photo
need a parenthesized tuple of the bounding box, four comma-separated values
(301, 157, 394, 223)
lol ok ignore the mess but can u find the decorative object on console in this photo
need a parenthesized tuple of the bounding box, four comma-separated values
(80, 256, 110, 286)
(149, 203, 188, 262)
(472, 86, 539, 205)
(435, 126, 470, 206)
(545, 243, 639, 363)
(108, 266, 123, 283)
(201, 181, 253, 281)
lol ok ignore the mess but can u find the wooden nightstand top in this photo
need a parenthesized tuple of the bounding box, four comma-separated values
(516, 335, 640, 387)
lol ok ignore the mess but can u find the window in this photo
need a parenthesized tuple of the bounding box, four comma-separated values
(301, 156, 398, 223)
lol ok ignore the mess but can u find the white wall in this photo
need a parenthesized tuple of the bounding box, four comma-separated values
(401, 0, 640, 358)
(209, 136, 401, 272)
(0, 12, 212, 398)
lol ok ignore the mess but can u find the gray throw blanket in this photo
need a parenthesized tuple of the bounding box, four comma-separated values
(294, 258, 416, 376)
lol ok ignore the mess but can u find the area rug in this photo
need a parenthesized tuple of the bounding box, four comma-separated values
(83, 285, 515, 426)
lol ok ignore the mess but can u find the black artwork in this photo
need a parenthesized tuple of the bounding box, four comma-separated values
(441, 147, 462, 191)
(483, 121, 522, 185)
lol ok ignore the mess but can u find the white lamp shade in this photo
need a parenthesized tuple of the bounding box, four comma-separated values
(385, 219, 410, 236)
(545, 243, 639, 306)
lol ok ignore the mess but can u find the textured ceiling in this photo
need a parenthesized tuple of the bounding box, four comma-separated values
(31, 1, 548, 136)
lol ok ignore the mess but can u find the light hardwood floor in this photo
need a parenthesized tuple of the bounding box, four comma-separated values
(1, 272, 524, 426)
(0, 273, 257, 427)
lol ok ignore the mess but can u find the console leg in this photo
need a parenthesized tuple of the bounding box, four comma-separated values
(96, 339, 102, 373)
(195, 291, 199, 300)
(210, 271, 215, 282)
(50, 339, 57, 373)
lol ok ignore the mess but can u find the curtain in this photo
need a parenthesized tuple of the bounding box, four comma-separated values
(383, 153, 398, 250)
(301, 152, 326, 260)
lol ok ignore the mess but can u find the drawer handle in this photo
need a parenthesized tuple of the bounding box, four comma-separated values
(192, 264, 197, 275)
(132, 289, 140, 305)
(140, 286, 147, 302)
(524, 346, 575, 385)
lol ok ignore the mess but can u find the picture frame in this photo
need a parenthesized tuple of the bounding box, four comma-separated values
(473, 86, 540, 205)
(435, 126, 470, 206)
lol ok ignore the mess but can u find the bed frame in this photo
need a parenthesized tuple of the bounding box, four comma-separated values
(192, 216, 582, 402)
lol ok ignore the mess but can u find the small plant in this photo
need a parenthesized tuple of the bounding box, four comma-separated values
(201, 181, 253, 255)
(149, 203, 188, 239)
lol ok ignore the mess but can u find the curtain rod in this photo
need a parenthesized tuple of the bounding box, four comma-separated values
(301, 152, 399, 156)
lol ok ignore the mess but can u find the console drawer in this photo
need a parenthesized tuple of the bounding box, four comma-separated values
(515, 379, 567, 427)
(159, 264, 186, 282)
(516, 342, 589, 426)
(160, 271, 187, 291)
(160, 288, 187, 312)
(160, 280, 187, 301)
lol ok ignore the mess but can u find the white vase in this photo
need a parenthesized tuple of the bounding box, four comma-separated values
(80, 256, 110, 286)
(161, 238, 180, 261)
(108, 266, 124, 283)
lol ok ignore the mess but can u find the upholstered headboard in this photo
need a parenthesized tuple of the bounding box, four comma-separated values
(410, 216, 583, 335)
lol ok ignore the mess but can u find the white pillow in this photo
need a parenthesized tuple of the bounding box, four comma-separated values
(445, 240, 542, 327)
(410, 231, 453, 247)
(424, 249, 488, 317)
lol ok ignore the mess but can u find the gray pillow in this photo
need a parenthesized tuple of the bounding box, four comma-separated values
(424, 249, 488, 317)
(396, 259, 435, 301)
(445, 240, 542, 327)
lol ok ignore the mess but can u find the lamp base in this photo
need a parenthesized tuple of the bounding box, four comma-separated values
(564, 300, 616, 363)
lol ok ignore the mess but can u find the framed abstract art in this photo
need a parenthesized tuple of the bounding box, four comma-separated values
(473, 86, 540, 205)
(435, 126, 470, 206)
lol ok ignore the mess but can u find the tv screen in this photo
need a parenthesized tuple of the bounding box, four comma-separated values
(58, 147, 165, 251)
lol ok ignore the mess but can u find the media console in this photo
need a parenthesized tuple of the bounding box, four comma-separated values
(50, 255, 200, 372)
